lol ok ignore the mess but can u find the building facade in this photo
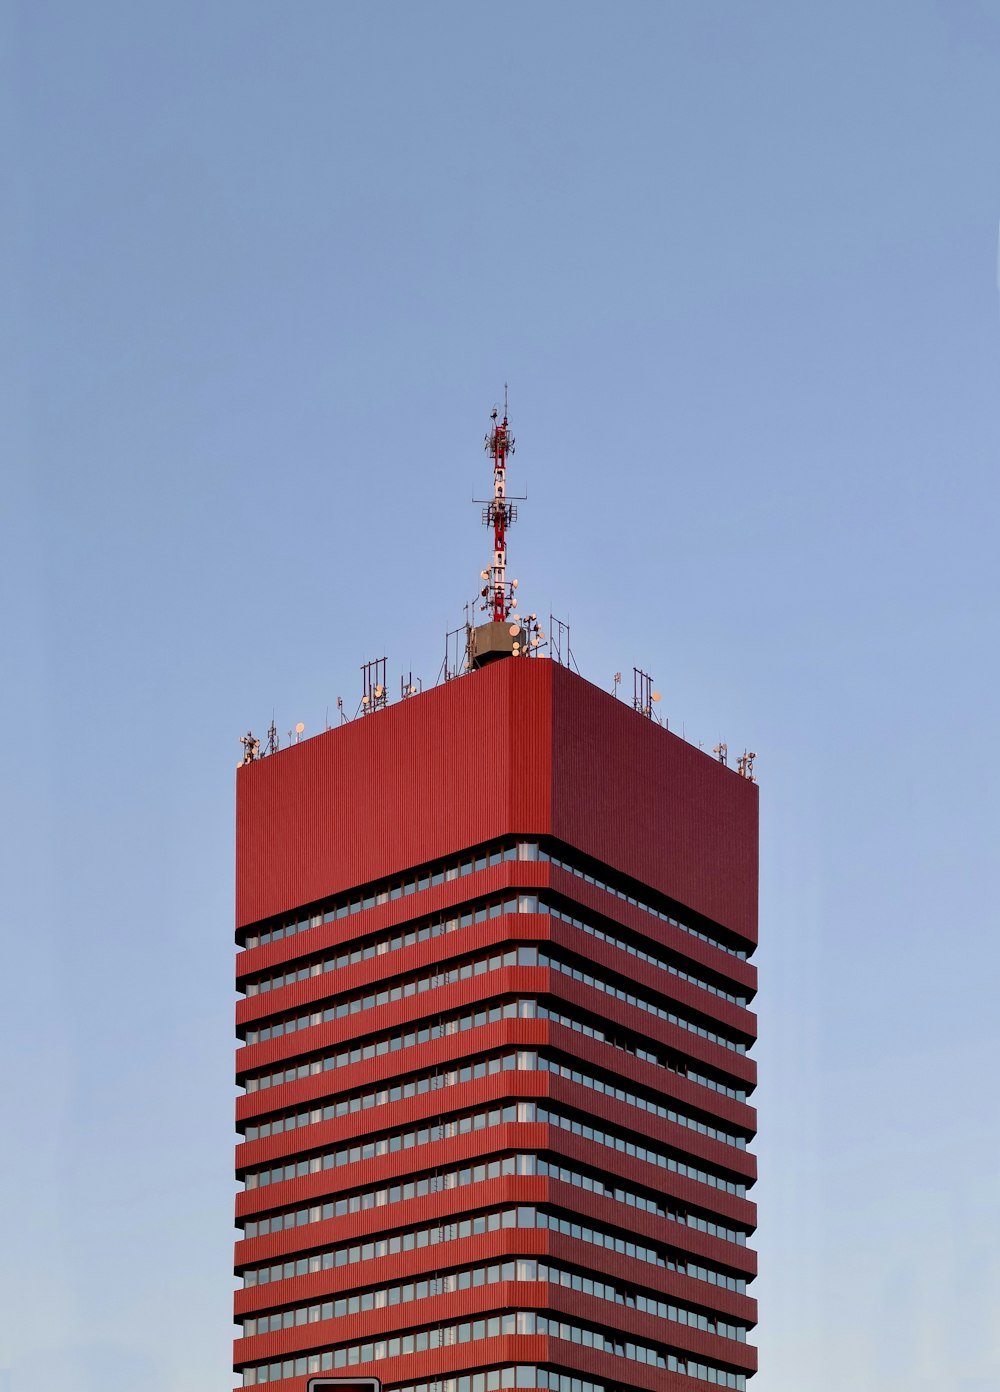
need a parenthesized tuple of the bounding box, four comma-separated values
(233, 656, 758, 1392)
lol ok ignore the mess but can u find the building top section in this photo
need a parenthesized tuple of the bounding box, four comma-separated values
(236, 660, 757, 942)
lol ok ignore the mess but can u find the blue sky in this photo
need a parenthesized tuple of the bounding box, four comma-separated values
(4, 3, 1000, 1389)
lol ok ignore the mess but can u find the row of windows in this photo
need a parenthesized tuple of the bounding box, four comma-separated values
(244, 888, 747, 1010)
(242, 1256, 747, 1342)
(243, 1152, 652, 1240)
(242, 843, 529, 950)
(245, 1204, 524, 1286)
(244, 999, 531, 1092)
(537, 950, 748, 1055)
(242, 940, 747, 1058)
(531, 1155, 748, 1247)
(242, 1206, 747, 1298)
(541, 898, 747, 1005)
(534, 1001, 747, 1102)
(244, 1101, 532, 1189)
(241, 1045, 746, 1158)
(244, 894, 520, 997)
(241, 836, 749, 966)
(242, 1151, 748, 1250)
(240, 1309, 748, 1388)
(242, 941, 531, 1045)
(244, 1051, 524, 1143)
(537, 1105, 748, 1200)
(541, 845, 750, 960)
(537, 1208, 748, 1294)
(534, 1053, 748, 1150)
(384, 1368, 604, 1392)
(242, 1096, 746, 1199)
(242, 997, 746, 1105)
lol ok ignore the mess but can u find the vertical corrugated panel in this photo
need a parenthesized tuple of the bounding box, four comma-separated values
(236, 660, 554, 930)
(550, 662, 759, 942)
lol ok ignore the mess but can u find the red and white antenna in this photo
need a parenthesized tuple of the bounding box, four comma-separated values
(480, 387, 518, 622)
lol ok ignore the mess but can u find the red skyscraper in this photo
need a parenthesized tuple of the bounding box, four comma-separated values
(232, 408, 759, 1392)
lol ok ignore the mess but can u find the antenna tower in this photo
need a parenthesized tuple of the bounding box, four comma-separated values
(240, 731, 260, 765)
(737, 750, 757, 782)
(400, 671, 422, 699)
(360, 657, 388, 716)
(633, 667, 663, 722)
(480, 388, 518, 622)
(549, 615, 577, 671)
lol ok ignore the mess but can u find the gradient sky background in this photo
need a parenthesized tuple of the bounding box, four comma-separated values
(4, 3, 1000, 1390)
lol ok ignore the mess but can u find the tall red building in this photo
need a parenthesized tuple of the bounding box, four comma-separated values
(233, 652, 759, 1392)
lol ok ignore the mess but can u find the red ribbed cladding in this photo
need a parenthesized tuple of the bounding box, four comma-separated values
(235, 660, 759, 1392)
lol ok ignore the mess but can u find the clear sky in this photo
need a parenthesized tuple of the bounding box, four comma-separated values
(4, 3, 999, 1389)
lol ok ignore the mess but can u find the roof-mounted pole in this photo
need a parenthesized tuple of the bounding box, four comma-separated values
(482, 388, 516, 623)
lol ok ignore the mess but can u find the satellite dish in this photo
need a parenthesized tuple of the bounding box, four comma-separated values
(651, 692, 661, 703)
(480, 570, 490, 580)
(511, 643, 520, 655)
(295, 721, 305, 733)
(361, 695, 369, 706)
(508, 624, 520, 636)
(511, 578, 518, 589)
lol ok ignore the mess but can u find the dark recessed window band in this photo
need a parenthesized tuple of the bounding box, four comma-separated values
(241, 1204, 749, 1297)
(240, 1151, 749, 1249)
(240, 1307, 748, 1388)
(238, 1048, 748, 1158)
(242, 936, 748, 1057)
(242, 1100, 747, 1200)
(243, 888, 748, 1010)
(241, 1255, 748, 1342)
(240, 840, 750, 964)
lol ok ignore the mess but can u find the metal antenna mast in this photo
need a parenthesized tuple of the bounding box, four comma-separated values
(481, 389, 518, 622)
